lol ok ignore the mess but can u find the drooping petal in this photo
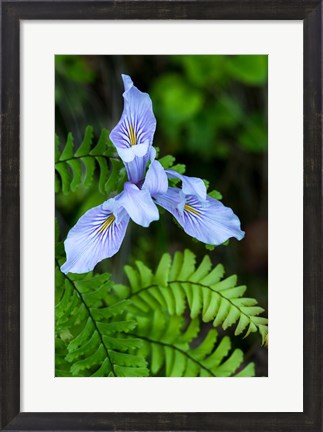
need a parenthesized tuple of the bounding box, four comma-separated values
(109, 75, 157, 183)
(61, 200, 129, 274)
(153, 186, 185, 214)
(166, 170, 207, 200)
(155, 187, 244, 245)
(110, 75, 156, 151)
(142, 160, 168, 196)
(118, 182, 159, 228)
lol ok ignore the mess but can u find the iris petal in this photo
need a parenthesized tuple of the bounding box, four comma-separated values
(118, 182, 159, 228)
(143, 160, 168, 196)
(109, 75, 157, 183)
(116, 141, 149, 163)
(61, 201, 129, 274)
(166, 170, 207, 200)
(155, 187, 244, 245)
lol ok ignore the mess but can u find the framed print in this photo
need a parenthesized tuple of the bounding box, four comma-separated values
(1, 1, 322, 431)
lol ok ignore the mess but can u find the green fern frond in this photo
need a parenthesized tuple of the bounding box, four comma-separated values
(119, 250, 268, 345)
(129, 313, 254, 377)
(55, 260, 149, 377)
(55, 126, 126, 195)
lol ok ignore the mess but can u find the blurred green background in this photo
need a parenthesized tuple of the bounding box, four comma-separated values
(55, 55, 268, 375)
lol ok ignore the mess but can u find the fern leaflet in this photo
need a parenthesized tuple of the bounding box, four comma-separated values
(55, 126, 126, 195)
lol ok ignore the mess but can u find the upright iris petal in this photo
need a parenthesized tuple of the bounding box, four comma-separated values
(142, 160, 169, 196)
(154, 187, 245, 245)
(166, 170, 207, 200)
(61, 198, 129, 274)
(117, 182, 159, 228)
(110, 74, 157, 183)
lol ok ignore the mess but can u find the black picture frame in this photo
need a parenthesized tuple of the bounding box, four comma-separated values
(1, 1, 322, 431)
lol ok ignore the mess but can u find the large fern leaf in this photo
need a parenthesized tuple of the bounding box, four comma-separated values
(55, 126, 126, 195)
(55, 260, 149, 377)
(129, 311, 255, 377)
(114, 250, 268, 345)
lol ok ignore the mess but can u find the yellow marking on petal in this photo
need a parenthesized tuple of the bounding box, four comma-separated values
(184, 204, 200, 216)
(98, 214, 115, 234)
(129, 123, 137, 145)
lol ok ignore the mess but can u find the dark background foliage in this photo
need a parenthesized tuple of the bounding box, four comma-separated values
(55, 55, 268, 375)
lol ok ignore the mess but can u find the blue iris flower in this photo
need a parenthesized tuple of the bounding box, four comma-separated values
(61, 75, 244, 274)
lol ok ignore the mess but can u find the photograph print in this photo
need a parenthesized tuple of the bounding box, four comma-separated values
(55, 55, 268, 378)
